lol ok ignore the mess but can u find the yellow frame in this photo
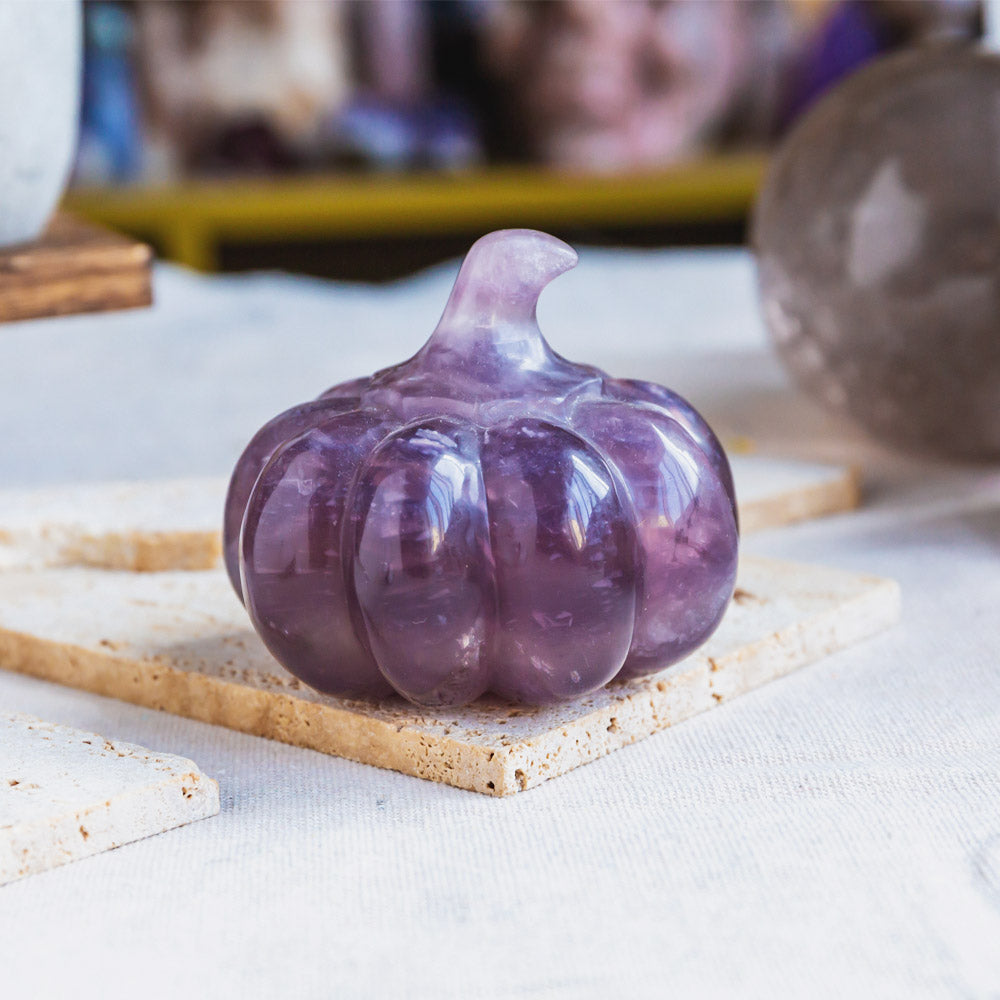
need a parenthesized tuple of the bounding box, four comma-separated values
(65, 155, 766, 272)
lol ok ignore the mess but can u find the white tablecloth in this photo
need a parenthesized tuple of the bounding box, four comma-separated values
(1, 250, 998, 999)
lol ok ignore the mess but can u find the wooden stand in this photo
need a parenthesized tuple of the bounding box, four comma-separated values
(0, 214, 152, 323)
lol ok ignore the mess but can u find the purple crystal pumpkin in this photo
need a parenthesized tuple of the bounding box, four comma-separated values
(224, 230, 738, 707)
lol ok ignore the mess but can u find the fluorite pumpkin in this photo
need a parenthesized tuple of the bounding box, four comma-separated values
(224, 230, 738, 707)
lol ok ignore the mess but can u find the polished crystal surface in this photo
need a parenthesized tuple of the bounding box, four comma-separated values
(225, 230, 739, 706)
(753, 46, 1000, 459)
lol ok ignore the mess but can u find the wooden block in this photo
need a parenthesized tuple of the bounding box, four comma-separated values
(0, 214, 152, 323)
(0, 711, 219, 885)
(0, 558, 900, 796)
(0, 458, 858, 573)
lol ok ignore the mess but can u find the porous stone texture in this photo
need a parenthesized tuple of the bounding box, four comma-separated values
(0, 478, 223, 571)
(0, 712, 219, 885)
(729, 456, 859, 533)
(0, 1, 81, 247)
(0, 460, 858, 572)
(0, 558, 899, 796)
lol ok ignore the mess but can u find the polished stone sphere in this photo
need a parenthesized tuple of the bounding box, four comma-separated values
(753, 45, 1000, 459)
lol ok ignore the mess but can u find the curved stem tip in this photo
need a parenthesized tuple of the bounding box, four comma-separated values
(428, 230, 578, 359)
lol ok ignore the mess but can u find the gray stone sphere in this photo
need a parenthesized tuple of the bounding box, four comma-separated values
(752, 45, 1000, 459)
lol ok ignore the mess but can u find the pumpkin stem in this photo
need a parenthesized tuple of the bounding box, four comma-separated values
(423, 229, 577, 370)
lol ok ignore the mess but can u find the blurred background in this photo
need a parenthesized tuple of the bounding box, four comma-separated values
(66, 0, 984, 281)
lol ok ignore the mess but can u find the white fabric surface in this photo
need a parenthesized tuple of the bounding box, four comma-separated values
(1, 250, 998, 999)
